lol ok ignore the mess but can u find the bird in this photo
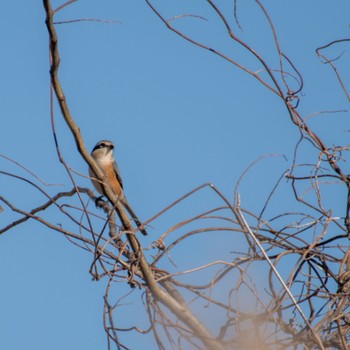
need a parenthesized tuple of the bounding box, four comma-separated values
(89, 140, 147, 236)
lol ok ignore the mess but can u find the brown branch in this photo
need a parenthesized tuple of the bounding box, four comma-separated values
(42, 1, 226, 348)
(0, 186, 91, 234)
(316, 38, 350, 102)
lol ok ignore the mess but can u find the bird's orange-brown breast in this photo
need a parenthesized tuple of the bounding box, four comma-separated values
(103, 162, 123, 197)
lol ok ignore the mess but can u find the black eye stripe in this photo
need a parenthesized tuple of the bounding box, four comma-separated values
(92, 142, 114, 152)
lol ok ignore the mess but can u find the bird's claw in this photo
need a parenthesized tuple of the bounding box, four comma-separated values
(95, 195, 105, 207)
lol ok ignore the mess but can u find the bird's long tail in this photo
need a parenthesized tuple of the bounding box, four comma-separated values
(123, 200, 147, 236)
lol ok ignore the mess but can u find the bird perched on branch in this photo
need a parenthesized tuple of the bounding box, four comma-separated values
(89, 140, 147, 236)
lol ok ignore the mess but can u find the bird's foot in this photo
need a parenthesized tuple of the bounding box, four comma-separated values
(95, 195, 105, 207)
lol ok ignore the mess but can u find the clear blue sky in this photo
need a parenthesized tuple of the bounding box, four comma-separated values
(1, 1, 349, 349)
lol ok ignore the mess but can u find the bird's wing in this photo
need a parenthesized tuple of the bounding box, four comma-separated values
(113, 161, 123, 189)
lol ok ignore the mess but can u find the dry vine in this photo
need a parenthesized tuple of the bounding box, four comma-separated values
(1, 1, 349, 349)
